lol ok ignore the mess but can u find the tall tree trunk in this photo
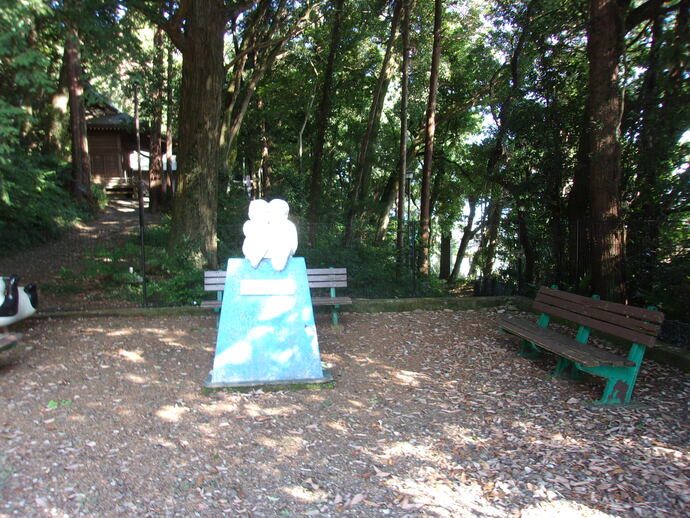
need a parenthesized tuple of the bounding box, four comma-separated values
(586, 0, 629, 300)
(516, 206, 535, 285)
(344, 0, 402, 245)
(480, 192, 503, 279)
(568, 122, 590, 287)
(298, 63, 318, 176)
(439, 234, 451, 279)
(258, 98, 272, 198)
(449, 196, 477, 281)
(65, 26, 95, 211)
(164, 38, 174, 207)
(469, 201, 490, 278)
(44, 53, 69, 158)
(307, 0, 346, 246)
(419, 0, 442, 276)
(169, 0, 226, 268)
(149, 25, 165, 214)
(396, 0, 411, 275)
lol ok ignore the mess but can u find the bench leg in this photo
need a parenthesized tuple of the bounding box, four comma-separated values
(519, 311, 551, 358)
(519, 340, 543, 358)
(579, 343, 646, 405)
(329, 285, 340, 326)
(552, 357, 583, 380)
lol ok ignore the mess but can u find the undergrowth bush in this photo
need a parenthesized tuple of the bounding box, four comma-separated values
(83, 217, 206, 305)
(0, 155, 91, 253)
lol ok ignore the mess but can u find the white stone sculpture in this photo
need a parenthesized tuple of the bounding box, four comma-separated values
(242, 199, 298, 271)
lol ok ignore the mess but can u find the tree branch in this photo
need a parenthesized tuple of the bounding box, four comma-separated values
(626, 0, 680, 33)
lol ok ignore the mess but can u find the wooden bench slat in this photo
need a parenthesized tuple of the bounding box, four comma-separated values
(498, 317, 634, 368)
(539, 287, 664, 323)
(536, 292, 661, 335)
(308, 274, 348, 282)
(305, 268, 347, 275)
(204, 271, 348, 286)
(309, 281, 348, 288)
(202, 268, 351, 310)
(533, 300, 658, 347)
(312, 296, 352, 306)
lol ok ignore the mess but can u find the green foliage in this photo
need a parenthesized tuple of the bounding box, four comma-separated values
(0, 156, 89, 253)
(82, 218, 206, 305)
(301, 227, 445, 299)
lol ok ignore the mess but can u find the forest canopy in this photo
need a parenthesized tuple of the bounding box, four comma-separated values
(1, 0, 688, 319)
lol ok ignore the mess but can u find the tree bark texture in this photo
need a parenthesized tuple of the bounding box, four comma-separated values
(419, 0, 442, 276)
(65, 26, 95, 210)
(568, 122, 591, 286)
(449, 197, 477, 281)
(44, 53, 69, 158)
(148, 25, 165, 214)
(586, 0, 629, 300)
(480, 193, 503, 280)
(396, 0, 411, 275)
(516, 207, 535, 286)
(308, 0, 346, 247)
(164, 38, 174, 207)
(439, 234, 451, 279)
(170, 0, 226, 268)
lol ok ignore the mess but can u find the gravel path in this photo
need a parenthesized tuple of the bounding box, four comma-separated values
(1, 308, 688, 517)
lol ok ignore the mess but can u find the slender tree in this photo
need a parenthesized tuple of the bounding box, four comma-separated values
(344, 0, 402, 245)
(395, 0, 411, 274)
(449, 196, 477, 281)
(419, 0, 443, 275)
(148, 23, 165, 214)
(308, 0, 346, 247)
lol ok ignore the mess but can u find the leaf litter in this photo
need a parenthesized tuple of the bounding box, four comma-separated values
(0, 307, 687, 517)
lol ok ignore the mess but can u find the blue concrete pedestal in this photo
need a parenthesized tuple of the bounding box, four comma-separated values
(205, 257, 332, 388)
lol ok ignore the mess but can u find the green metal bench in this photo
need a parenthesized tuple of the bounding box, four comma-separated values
(497, 286, 664, 405)
(202, 267, 351, 325)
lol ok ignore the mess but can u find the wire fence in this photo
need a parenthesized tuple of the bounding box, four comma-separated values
(1, 196, 687, 349)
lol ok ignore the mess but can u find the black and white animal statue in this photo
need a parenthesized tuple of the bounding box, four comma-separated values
(0, 275, 38, 328)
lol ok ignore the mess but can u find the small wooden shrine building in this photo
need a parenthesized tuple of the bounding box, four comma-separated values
(86, 96, 157, 194)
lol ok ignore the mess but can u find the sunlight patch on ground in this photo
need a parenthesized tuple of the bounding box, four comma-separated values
(282, 484, 326, 503)
(156, 404, 190, 422)
(325, 420, 349, 434)
(118, 349, 145, 363)
(394, 369, 423, 386)
(241, 402, 300, 418)
(380, 441, 447, 465)
(389, 472, 491, 518)
(520, 499, 617, 517)
(124, 373, 147, 384)
(197, 401, 241, 416)
(105, 329, 133, 337)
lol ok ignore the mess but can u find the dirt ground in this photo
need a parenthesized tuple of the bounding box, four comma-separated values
(0, 198, 147, 312)
(1, 308, 688, 518)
